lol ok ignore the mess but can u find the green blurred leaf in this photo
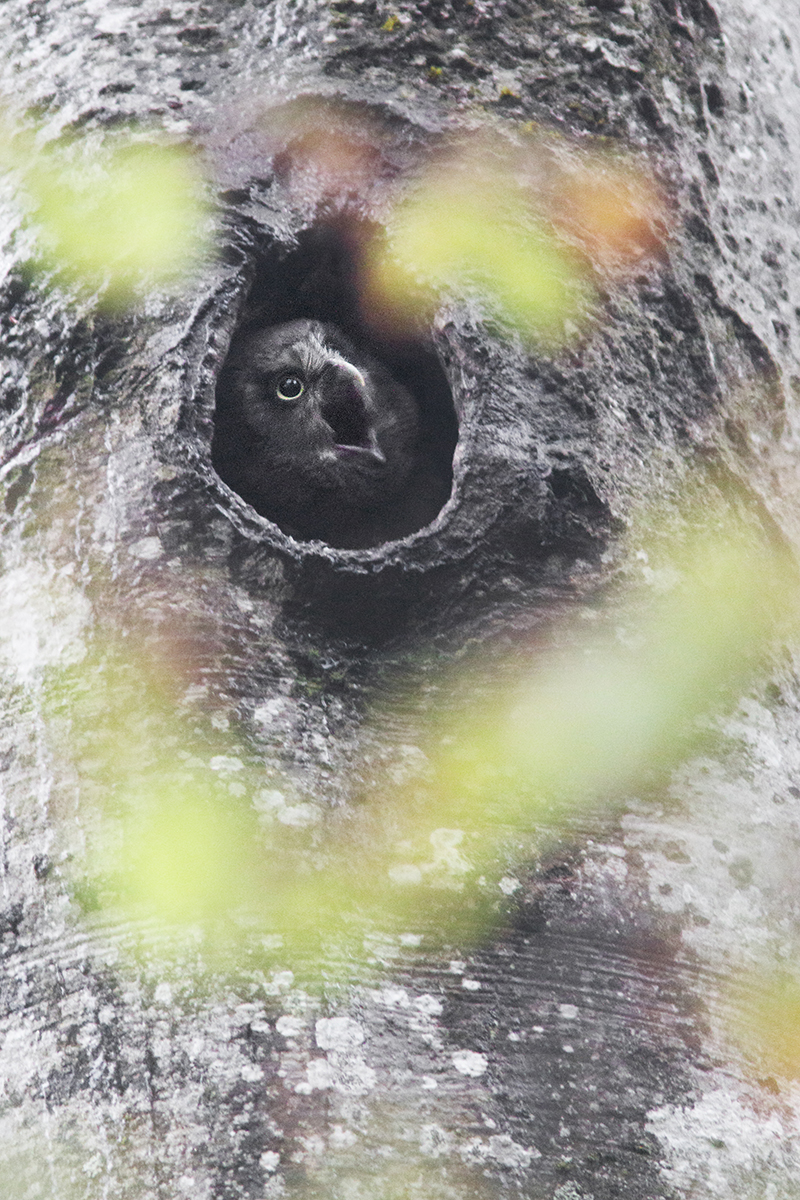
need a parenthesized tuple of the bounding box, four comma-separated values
(728, 968, 800, 1084)
(59, 498, 797, 978)
(374, 179, 592, 346)
(25, 140, 208, 302)
(0, 104, 209, 304)
(431, 519, 795, 824)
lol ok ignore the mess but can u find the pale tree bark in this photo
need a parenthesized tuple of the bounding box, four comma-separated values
(2, 1, 800, 1198)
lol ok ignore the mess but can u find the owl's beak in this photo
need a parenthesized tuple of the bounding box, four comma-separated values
(320, 367, 385, 463)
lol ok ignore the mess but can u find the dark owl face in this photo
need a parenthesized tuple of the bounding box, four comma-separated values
(212, 320, 425, 546)
(229, 320, 413, 486)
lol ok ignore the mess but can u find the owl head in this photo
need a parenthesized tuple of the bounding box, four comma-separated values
(212, 319, 424, 545)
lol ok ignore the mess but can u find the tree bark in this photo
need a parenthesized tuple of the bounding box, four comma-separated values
(2, 1, 800, 1197)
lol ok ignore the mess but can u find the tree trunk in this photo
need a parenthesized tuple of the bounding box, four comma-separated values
(2, 1, 800, 1197)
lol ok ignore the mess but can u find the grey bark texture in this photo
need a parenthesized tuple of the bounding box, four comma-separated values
(2, 0, 800, 1197)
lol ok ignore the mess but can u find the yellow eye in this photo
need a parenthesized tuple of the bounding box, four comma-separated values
(276, 374, 304, 401)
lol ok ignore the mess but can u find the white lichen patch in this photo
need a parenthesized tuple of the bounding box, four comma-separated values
(209, 755, 244, 773)
(388, 863, 423, 885)
(294, 1051, 376, 1096)
(386, 744, 430, 784)
(452, 1050, 488, 1077)
(428, 827, 471, 874)
(265, 970, 295, 995)
(315, 1017, 365, 1052)
(374, 985, 411, 1008)
(461, 1132, 540, 1169)
(253, 697, 287, 725)
(253, 788, 321, 828)
(260, 1150, 281, 1173)
(153, 981, 172, 1005)
(0, 563, 91, 682)
(649, 1087, 800, 1198)
(276, 1015, 305, 1039)
(389, 828, 473, 889)
(128, 535, 163, 561)
(329, 1124, 358, 1150)
(623, 712, 800, 968)
(299, 1017, 376, 1095)
(326, 1053, 377, 1095)
(276, 803, 320, 828)
(420, 1123, 453, 1157)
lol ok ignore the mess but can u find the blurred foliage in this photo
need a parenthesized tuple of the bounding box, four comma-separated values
(431, 521, 791, 817)
(0, 110, 209, 305)
(237, 98, 666, 346)
(55, 503, 796, 979)
(551, 148, 665, 269)
(366, 173, 592, 348)
(729, 969, 800, 1084)
(362, 132, 666, 346)
(0, 96, 663, 334)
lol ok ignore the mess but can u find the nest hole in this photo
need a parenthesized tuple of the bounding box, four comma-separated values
(212, 222, 458, 550)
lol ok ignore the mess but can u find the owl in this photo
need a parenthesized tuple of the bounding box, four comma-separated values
(212, 320, 449, 549)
